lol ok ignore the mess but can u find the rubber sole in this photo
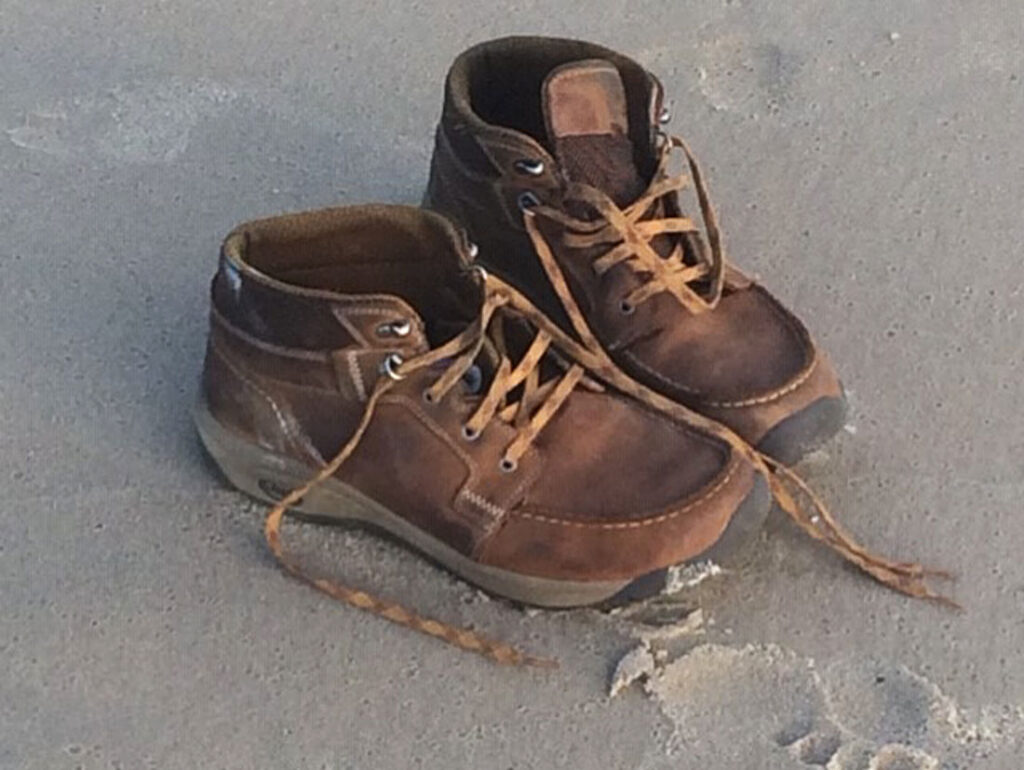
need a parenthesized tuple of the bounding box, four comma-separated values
(195, 400, 771, 608)
(755, 392, 849, 466)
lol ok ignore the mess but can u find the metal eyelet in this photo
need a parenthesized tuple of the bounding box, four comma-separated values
(619, 299, 636, 316)
(461, 364, 483, 395)
(514, 159, 545, 176)
(499, 457, 518, 473)
(517, 191, 541, 211)
(467, 241, 479, 259)
(422, 389, 436, 404)
(381, 353, 405, 380)
(377, 319, 411, 338)
(658, 105, 672, 125)
(461, 425, 480, 442)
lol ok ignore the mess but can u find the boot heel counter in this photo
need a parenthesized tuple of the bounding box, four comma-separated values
(199, 334, 311, 462)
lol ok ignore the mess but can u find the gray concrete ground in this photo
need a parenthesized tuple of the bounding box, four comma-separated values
(2, 1, 1022, 768)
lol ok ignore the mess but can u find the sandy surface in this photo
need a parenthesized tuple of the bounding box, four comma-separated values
(2, 2, 1022, 768)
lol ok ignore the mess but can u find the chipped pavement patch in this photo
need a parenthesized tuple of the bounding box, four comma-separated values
(664, 561, 724, 593)
(609, 642, 658, 699)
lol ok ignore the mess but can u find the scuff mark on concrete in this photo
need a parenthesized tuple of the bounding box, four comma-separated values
(6, 79, 238, 163)
(695, 33, 800, 117)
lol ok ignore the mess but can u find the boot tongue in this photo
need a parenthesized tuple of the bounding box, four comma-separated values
(542, 59, 646, 207)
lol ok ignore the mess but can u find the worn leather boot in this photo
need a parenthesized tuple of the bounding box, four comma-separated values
(195, 204, 774, 665)
(425, 36, 847, 465)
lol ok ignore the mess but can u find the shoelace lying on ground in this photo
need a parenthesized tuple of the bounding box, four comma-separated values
(265, 285, 582, 668)
(533, 134, 725, 315)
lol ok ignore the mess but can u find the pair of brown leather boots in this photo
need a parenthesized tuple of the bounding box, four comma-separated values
(196, 36, 951, 667)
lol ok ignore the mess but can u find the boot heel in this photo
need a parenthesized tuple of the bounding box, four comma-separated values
(193, 398, 328, 515)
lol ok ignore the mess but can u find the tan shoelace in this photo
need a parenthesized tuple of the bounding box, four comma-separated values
(265, 284, 585, 668)
(263, 161, 956, 667)
(519, 143, 959, 613)
(264, 265, 955, 669)
(533, 134, 725, 315)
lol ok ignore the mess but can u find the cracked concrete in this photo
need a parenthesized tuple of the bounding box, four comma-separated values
(2, 1, 1023, 768)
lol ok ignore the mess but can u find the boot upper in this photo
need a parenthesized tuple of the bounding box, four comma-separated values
(425, 36, 842, 445)
(201, 204, 757, 582)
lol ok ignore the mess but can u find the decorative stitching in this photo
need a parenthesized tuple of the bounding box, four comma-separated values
(332, 310, 369, 347)
(459, 489, 505, 521)
(620, 348, 703, 394)
(383, 394, 480, 481)
(623, 347, 818, 408)
(346, 350, 367, 402)
(340, 306, 402, 317)
(510, 458, 739, 530)
(211, 307, 328, 361)
(619, 285, 819, 409)
(705, 357, 817, 408)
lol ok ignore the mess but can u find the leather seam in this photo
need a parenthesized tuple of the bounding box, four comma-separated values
(382, 395, 543, 541)
(345, 350, 367, 402)
(331, 303, 428, 349)
(510, 456, 740, 529)
(619, 289, 818, 408)
(211, 307, 328, 362)
(459, 490, 505, 521)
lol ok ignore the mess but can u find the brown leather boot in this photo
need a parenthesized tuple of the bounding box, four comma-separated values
(424, 36, 847, 465)
(195, 204, 773, 665)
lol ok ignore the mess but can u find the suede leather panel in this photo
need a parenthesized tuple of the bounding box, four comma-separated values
(617, 285, 812, 402)
(523, 389, 728, 519)
(335, 398, 481, 554)
(478, 455, 756, 581)
(697, 350, 844, 444)
(213, 258, 358, 351)
(335, 370, 549, 555)
(202, 338, 331, 465)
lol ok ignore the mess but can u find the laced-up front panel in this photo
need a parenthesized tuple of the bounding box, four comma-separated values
(263, 284, 584, 668)
(531, 135, 726, 316)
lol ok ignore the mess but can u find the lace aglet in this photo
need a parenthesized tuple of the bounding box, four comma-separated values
(927, 593, 964, 612)
(521, 653, 560, 670)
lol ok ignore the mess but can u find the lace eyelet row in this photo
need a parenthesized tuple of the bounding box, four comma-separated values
(513, 158, 545, 212)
